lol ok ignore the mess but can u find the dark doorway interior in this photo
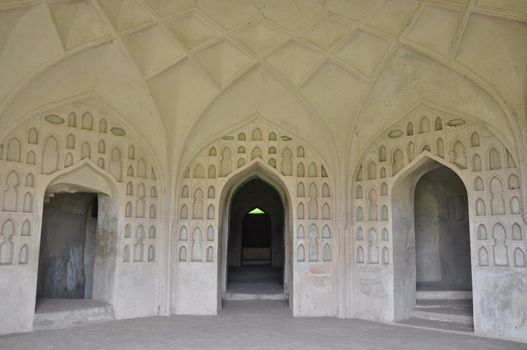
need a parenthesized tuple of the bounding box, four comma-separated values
(227, 179, 284, 296)
(241, 211, 272, 265)
(37, 192, 98, 301)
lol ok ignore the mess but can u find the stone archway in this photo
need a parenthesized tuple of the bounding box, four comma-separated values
(173, 121, 337, 317)
(33, 162, 120, 330)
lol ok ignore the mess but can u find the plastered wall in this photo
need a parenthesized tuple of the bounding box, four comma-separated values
(0, 101, 524, 343)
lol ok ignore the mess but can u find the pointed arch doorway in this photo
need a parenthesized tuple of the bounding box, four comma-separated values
(218, 165, 292, 303)
(392, 156, 474, 329)
(34, 164, 118, 329)
(226, 178, 285, 297)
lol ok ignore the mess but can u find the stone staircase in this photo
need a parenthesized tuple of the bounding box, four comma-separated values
(33, 299, 114, 331)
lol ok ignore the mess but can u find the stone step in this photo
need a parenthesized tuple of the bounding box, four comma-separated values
(242, 260, 272, 266)
(416, 299, 472, 307)
(412, 304, 473, 325)
(399, 317, 474, 333)
(223, 293, 288, 301)
(33, 299, 114, 331)
(416, 290, 472, 301)
(228, 267, 282, 281)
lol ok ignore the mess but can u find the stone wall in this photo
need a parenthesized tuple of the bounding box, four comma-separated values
(0, 101, 524, 343)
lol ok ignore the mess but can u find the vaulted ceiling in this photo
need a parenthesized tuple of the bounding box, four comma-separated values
(1, 0, 526, 175)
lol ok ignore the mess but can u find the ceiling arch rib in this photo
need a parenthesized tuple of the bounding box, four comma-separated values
(0, 4, 62, 107)
(355, 46, 515, 157)
(0, 41, 168, 164)
(182, 65, 338, 169)
(47, 0, 113, 51)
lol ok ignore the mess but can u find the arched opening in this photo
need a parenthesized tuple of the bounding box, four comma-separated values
(226, 178, 285, 297)
(392, 157, 473, 330)
(216, 161, 293, 309)
(34, 164, 117, 329)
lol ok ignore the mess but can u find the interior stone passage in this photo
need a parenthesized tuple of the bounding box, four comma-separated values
(227, 179, 284, 294)
(37, 193, 98, 300)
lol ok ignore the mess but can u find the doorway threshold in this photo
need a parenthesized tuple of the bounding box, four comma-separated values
(33, 299, 114, 331)
(223, 292, 288, 301)
(398, 317, 474, 334)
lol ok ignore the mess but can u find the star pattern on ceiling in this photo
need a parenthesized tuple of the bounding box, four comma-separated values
(0, 0, 526, 162)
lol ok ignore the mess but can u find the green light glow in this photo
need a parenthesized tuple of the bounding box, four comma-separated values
(248, 208, 265, 215)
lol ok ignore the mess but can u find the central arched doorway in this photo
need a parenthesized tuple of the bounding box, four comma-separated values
(226, 179, 285, 297)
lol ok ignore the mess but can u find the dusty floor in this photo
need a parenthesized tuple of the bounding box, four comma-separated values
(1, 300, 524, 350)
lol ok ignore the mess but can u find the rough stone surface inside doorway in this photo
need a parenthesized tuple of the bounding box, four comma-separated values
(37, 193, 98, 300)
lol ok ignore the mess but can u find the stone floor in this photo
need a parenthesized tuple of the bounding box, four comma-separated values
(1, 300, 524, 350)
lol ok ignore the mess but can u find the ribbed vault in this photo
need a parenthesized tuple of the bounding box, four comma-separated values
(1, 0, 526, 175)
